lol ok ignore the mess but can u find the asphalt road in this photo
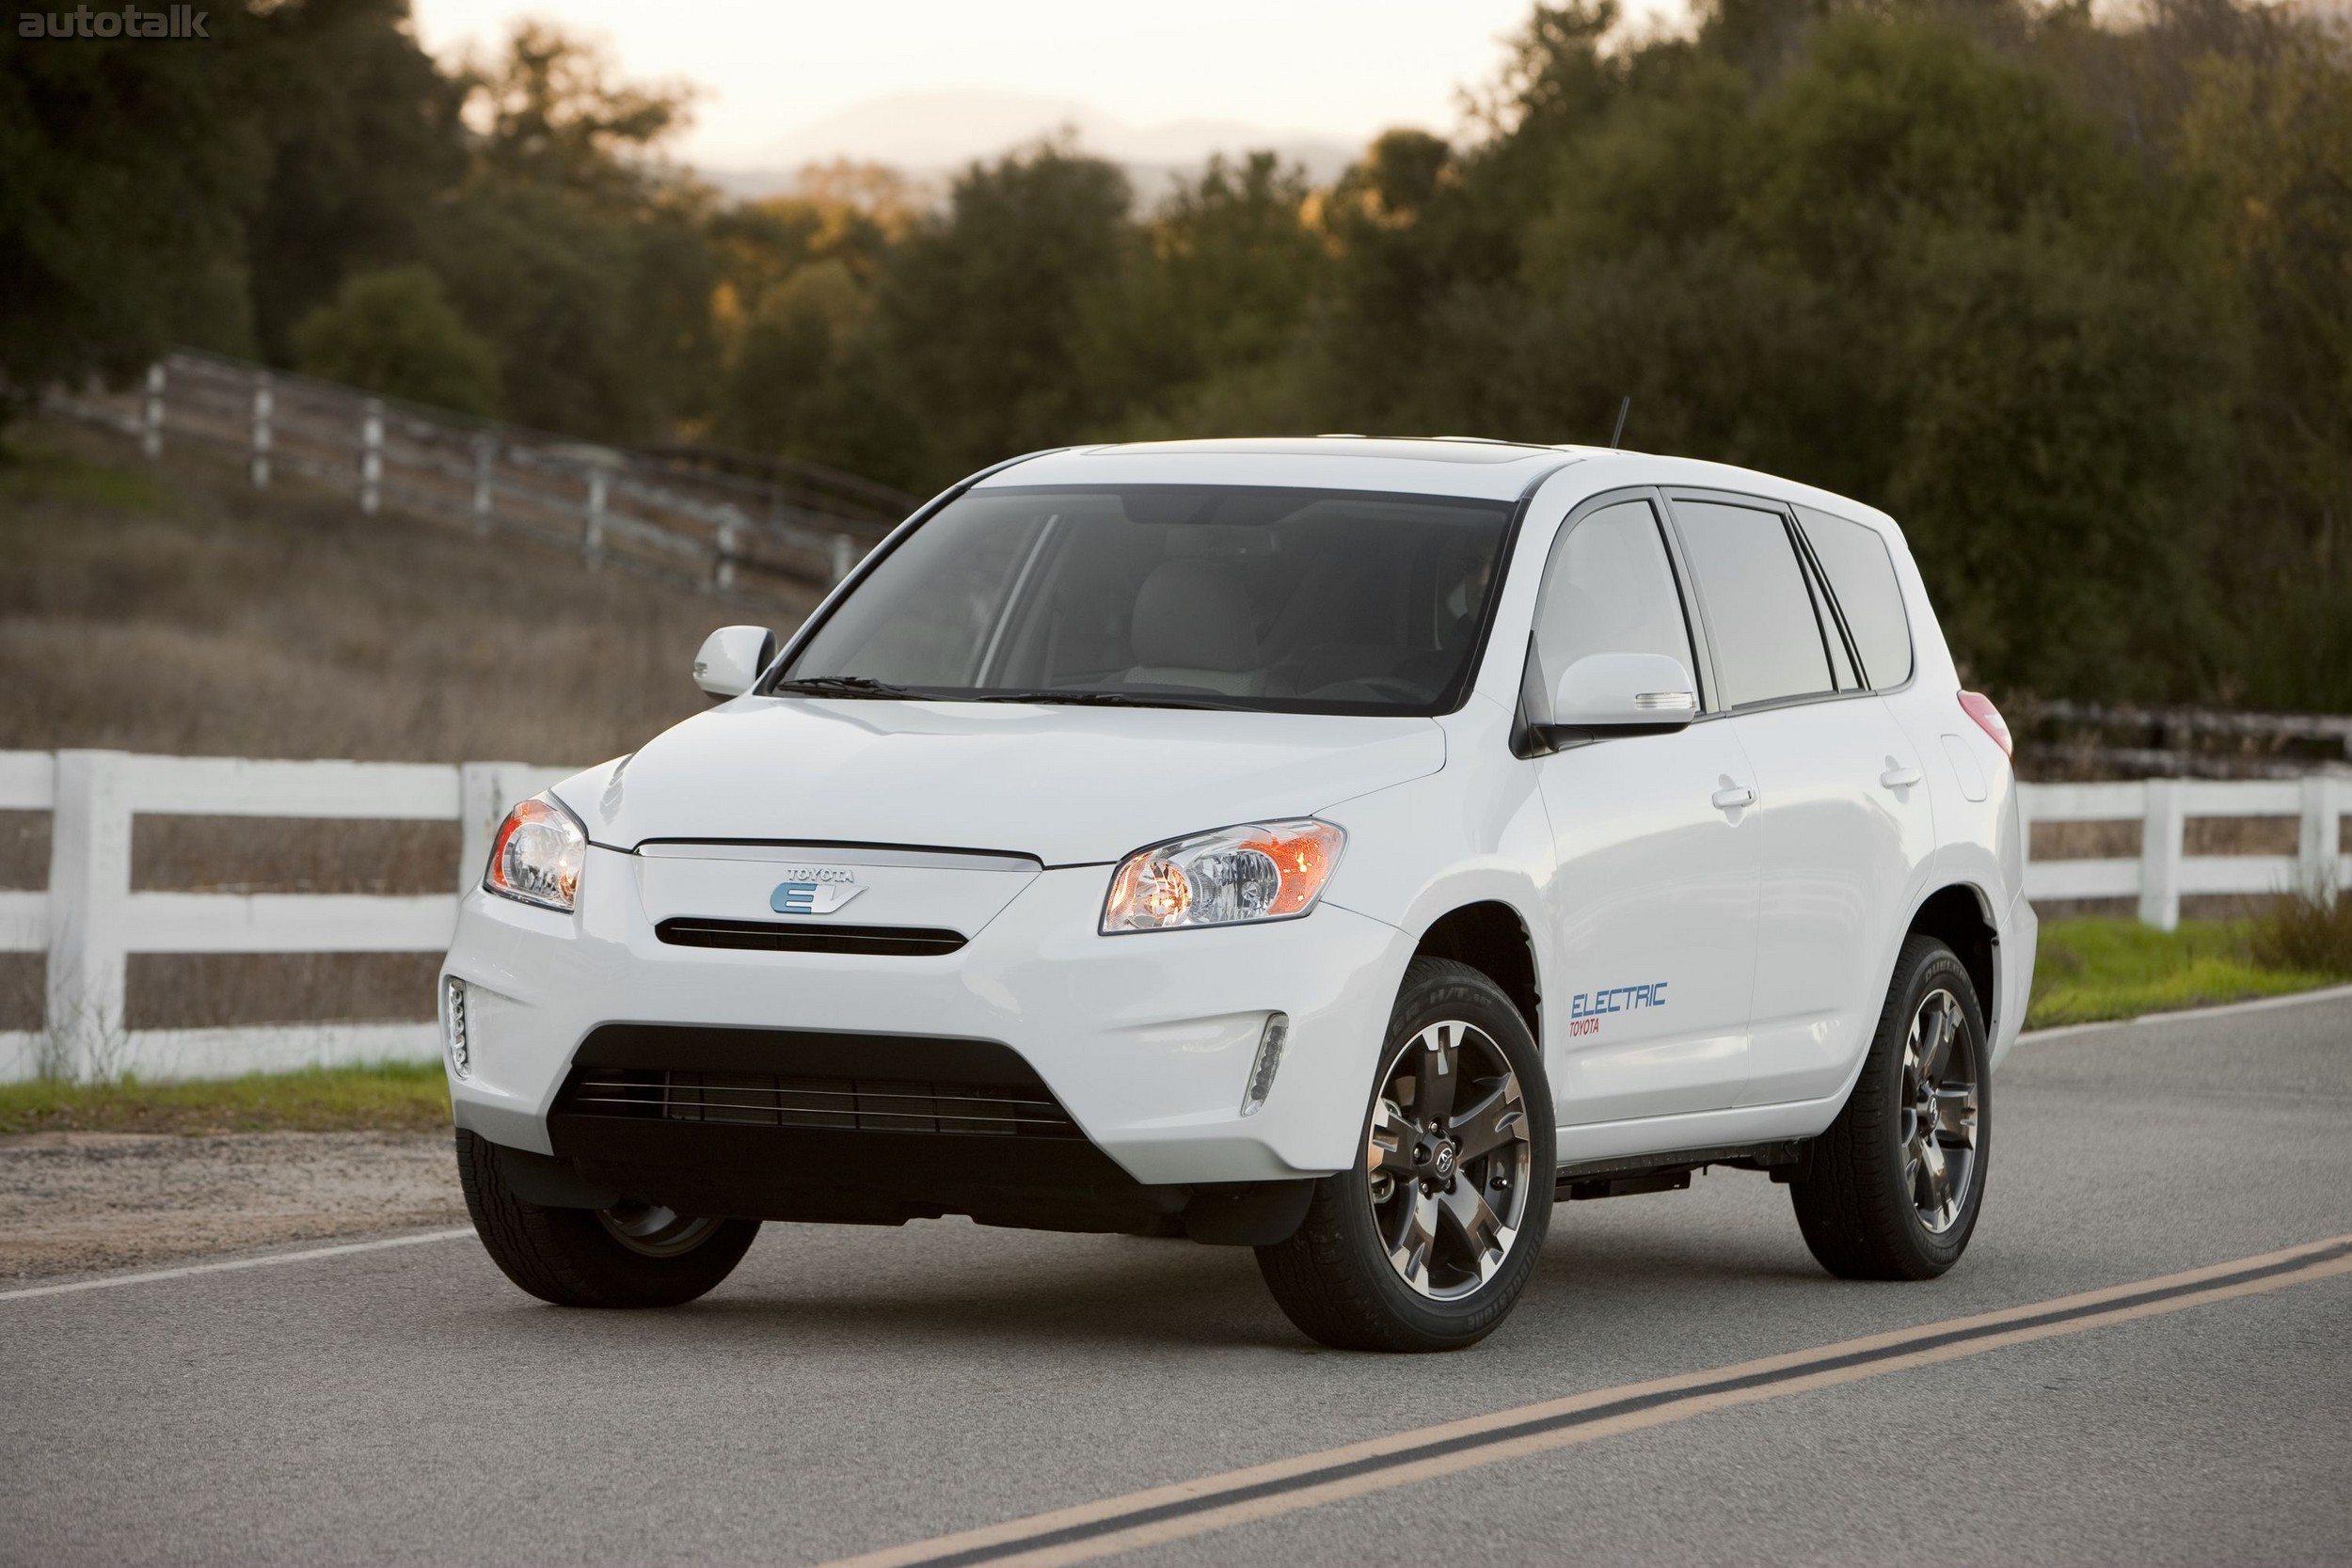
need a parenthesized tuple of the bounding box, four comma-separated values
(6, 991, 2349, 1567)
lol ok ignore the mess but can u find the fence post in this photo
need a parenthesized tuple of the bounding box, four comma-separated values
(2302, 775, 2347, 893)
(248, 371, 273, 488)
(830, 533, 854, 585)
(2139, 778, 2184, 930)
(458, 762, 534, 894)
(359, 398, 384, 515)
(712, 507, 740, 593)
(140, 363, 166, 460)
(470, 435, 497, 534)
(583, 470, 608, 566)
(46, 752, 132, 1081)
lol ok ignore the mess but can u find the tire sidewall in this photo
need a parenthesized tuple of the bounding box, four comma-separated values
(1872, 943, 1992, 1273)
(1327, 961, 1557, 1345)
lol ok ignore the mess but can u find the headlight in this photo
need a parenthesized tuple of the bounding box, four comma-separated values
(484, 794, 586, 912)
(1102, 819, 1345, 933)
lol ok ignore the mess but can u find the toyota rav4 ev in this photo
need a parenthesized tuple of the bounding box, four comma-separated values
(441, 436, 2033, 1352)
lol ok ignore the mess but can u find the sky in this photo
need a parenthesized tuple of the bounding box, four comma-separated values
(406, 0, 1685, 172)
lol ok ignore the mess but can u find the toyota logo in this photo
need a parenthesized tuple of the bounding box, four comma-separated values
(1432, 1143, 1458, 1179)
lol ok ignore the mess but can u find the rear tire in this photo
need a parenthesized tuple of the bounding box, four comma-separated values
(1256, 958, 1554, 1352)
(1789, 935, 1989, 1280)
(455, 1129, 759, 1307)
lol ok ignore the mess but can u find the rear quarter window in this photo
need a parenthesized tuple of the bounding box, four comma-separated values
(1796, 506, 1914, 689)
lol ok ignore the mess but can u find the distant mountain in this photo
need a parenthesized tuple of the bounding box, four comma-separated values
(697, 87, 1368, 203)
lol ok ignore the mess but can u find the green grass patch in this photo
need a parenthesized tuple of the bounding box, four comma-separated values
(0, 431, 167, 514)
(2027, 917, 2338, 1029)
(0, 1059, 450, 1136)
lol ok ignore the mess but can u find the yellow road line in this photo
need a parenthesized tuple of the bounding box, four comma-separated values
(818, 1233, 2352, 1568)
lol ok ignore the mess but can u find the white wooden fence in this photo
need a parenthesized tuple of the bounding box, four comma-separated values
(1, 752, 2346, 1083)
(2020, 775, 2351, 930)
(1, 751, 568, 1084)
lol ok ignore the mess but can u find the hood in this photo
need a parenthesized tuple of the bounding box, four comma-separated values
(555, 697, 1447, 866)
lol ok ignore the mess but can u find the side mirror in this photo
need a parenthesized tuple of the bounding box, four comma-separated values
(692, 625, 776, 699)
(1551, 652, 1698, 729)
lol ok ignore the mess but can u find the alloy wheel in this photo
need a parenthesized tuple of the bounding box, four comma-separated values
(1900, 987, 1980, 1234)
(1364, 1021, 1533, 1300)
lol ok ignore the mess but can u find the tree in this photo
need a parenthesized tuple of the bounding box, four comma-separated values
(2181, 31, 2352, 707)
(242, 0, 468, 364)
(424, 22, 716, 441)
(292, 264, 501, 415)
(0, 7, 269, 424)
(870, 137, 1133, 485)
(1079, 152, 1328, 433)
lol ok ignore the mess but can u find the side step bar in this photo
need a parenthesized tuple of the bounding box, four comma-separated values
(1555, 1138, 1809, 1201)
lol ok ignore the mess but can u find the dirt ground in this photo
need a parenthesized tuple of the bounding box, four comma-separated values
(0, 1132, 465, 1283)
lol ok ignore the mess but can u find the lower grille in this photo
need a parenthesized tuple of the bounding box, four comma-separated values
(563, 1069, 1081, 1139)
(655, 918, 965, 957)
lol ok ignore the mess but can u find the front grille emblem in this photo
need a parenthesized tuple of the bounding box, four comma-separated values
(770, 866, 865, 916)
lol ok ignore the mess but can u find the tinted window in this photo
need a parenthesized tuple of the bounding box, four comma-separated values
(1797, 505, 1914, 689)
(779, 485, 1512, 714)
(1672, 499, 1834, 708)
(1533, 499, 1696, 688)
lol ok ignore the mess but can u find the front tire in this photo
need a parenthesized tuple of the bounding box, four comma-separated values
(1789, 935, 1990, 1280)
(455, 1129, 759, 1307)
(1256, 958, 1555, 1352)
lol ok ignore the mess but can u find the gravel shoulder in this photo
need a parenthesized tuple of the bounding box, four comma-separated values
(0, 1131, 463, 1283)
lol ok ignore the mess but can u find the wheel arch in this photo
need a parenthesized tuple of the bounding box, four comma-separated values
(1905, 882, 2000, 1036)
(1411, 900, 1542, 1046)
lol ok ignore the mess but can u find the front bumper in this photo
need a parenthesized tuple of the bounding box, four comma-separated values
(441, 847, 1412, 1188)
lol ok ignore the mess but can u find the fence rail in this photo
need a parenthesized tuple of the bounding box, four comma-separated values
(2020, 774, 2349, 928)
(42, 349, 915, 600)
(1, 752, 2346, 1083)
(2, 750, 570, 1084)
(2019, 698, 2352, 781)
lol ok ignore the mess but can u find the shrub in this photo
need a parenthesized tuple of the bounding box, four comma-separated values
(2250, 883, 2352, 978)
(293, 265, 502, 416)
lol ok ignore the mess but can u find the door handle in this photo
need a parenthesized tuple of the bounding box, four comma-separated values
(1710, 784, 1756, 811)
(1880, 763, 1923, 790)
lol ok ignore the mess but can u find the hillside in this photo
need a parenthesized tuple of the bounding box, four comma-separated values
(0, 421, 829, 1035)
(0, 420, 820, 766)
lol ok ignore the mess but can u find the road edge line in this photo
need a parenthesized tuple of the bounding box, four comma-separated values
(2017, 979, 2352, 1045)
(0, 1226, 475, 1304)
(818, 1234, 2352, 1568)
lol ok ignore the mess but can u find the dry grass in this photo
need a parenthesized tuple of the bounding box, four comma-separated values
(0, 421, 825, 1035)
(0, 420, 816, 762)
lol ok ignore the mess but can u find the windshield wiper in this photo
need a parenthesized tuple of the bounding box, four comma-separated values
(973, 689, 1248, 710)
(767, 675, 933, 700)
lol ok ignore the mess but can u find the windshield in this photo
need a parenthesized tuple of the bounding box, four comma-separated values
(773, 484, 1514, 714)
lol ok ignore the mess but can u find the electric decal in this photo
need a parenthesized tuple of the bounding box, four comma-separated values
(1566, 981, 1669, 1036)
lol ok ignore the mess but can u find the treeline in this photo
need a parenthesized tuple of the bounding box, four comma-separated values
(3, 0, 2348, 708)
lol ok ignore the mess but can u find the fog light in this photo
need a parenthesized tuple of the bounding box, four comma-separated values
(442, 975, 471, 1080)
(1240, 1012, 1287, 1117)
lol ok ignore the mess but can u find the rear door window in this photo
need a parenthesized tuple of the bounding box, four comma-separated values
(1671, 499, 1834, 709)
(1796, 505, 1914, 689)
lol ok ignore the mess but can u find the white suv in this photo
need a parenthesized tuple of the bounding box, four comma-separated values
(442, 437, 2033, 1352)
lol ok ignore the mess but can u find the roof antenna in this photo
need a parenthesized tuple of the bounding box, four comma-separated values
(1609, 395, 1631, 451)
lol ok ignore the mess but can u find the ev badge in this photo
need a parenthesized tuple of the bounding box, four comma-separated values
(770, 866, 865, 916)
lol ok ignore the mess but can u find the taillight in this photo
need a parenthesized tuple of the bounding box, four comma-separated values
(1958, 690, 2012, 759)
